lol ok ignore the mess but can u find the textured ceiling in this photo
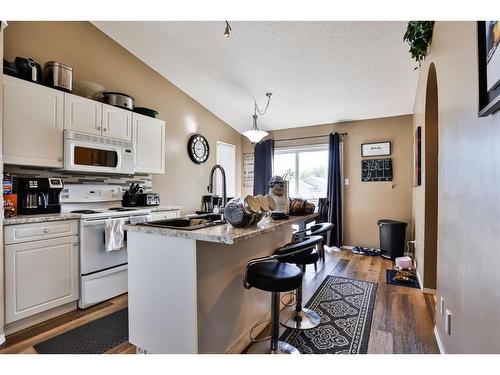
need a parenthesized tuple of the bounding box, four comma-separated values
(92, 21, 418, 133)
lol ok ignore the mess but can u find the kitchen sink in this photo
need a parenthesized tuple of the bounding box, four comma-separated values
(139, 213, 225, 231)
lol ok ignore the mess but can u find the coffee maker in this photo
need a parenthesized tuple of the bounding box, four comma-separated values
(16, 178, 64, 215)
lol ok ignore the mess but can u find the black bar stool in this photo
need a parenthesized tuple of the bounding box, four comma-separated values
(309, 222, 334, 260)
(293, 222, 334, 261)
(275, 235, 324, 330)
(243, 236, 324, 354)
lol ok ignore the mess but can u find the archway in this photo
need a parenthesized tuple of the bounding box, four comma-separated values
(423, 63, 439, 291)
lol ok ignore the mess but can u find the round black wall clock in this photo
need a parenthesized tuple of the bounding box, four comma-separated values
(187, 134, 210, 164)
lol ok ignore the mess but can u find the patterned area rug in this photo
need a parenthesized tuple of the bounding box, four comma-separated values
(279, 276, 377, 354)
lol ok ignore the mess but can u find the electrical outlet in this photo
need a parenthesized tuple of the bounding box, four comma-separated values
(445, 309, 452, 335)
(440, 297, 445, 316)
(344, 178, 350, 186)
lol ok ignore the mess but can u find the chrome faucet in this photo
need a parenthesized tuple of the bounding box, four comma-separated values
(208, 164, 227, 210)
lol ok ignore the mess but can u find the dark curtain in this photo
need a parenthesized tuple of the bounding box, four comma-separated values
(253, 139, 274, 196)
(326, 133, 342, 247)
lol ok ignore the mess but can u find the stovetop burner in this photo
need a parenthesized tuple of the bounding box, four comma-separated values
(71, 209, 102, 214)
(108, 207, 138, 212)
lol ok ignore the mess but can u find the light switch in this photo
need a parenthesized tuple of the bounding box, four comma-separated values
(344, 178, 350, 186)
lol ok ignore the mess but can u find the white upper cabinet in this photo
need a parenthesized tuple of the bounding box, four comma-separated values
(3, 76, 64, 168)
(133, 113, 166, 174)
(102, 103, 132, 141)
(64, 93, 102, 135)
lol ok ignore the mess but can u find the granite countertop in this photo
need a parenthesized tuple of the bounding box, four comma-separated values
(3, 206, 182, 226)
(125, 213, 318, 244)
(3, 213, 82, 226)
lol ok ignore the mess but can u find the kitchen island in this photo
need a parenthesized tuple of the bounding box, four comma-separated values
(125, 213, 317, 354)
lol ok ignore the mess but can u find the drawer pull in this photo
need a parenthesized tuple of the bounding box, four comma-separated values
(43, 229, 49, 233)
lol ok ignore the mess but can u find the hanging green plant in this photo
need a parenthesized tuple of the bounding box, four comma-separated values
(403, 21, 435, 69)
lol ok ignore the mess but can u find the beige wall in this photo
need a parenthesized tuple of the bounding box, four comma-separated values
(243, 115, 414, 248)
(413, 21, 500, 353)
(3, 22, 242, 214)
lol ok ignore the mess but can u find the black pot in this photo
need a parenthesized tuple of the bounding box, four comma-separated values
(15, 57, 42, 83)
(134, 107, 159, 118)
(3, 59, 18, 77)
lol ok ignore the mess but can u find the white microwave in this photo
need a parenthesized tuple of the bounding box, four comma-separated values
(63, 130, 135, 174)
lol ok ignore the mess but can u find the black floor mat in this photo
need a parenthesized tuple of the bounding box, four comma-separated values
(386, 269, 420, 289)
(34, 308, 128, 354)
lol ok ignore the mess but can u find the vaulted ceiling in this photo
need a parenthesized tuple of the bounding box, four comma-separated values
(93, 21, 418, 133)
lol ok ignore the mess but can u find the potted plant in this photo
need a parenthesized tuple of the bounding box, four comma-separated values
(403, 21, 435, 69)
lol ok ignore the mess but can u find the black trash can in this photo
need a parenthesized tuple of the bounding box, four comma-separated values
(377, 219, 407, 260)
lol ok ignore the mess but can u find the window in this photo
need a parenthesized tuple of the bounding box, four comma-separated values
(274, 144, 329, 201)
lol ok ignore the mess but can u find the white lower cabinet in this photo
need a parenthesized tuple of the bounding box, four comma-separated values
(4, 234, 79, 324)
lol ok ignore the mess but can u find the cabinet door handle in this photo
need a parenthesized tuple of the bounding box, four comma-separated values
(103, 128, 107, 132)
(97, 127, 102, 131)
(43, 229, 49, 233)
(73, 242, 78, 246)
(58, 157, 63, 161)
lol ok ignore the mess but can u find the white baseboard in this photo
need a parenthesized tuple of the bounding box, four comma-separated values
(434, 326, 445, 354)
(0, 333, 5, 346)
(413, 260, 437, 294)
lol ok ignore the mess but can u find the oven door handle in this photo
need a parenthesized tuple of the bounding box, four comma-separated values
(83, 218, 131, 227)
(82, 219, 110, 227)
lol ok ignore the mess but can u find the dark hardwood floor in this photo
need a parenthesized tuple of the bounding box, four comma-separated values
(0, 248, 438, 354)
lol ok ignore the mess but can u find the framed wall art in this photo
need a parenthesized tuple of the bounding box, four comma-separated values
(361, 141, 391, 157)
(478, 21, 500, 117)
(243, 153, 254, 188)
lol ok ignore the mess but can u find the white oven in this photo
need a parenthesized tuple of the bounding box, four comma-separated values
(63, 130, 135, 174)
(79, 213, 151, 309)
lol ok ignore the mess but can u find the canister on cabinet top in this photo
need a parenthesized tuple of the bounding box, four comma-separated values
(43, 61, 73, 93)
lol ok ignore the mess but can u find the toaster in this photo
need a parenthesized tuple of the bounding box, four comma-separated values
(135, 193, 160, 206)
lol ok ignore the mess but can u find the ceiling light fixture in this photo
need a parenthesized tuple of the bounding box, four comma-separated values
(243, 92, 273, 143)
(224, 21, 232, 38)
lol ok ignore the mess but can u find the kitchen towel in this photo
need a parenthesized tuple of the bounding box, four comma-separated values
(104, 218, 126, 252)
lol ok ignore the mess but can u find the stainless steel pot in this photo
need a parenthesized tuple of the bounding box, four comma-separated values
(43, 61, 72, 92)
(101, 92, 135, 110)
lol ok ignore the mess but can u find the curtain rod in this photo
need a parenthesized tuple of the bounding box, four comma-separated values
(274, 132, 347, 143)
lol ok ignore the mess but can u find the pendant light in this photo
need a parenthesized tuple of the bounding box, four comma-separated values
(243, 92, 273, 143)
(224, 21, 232, 38)
(243, 115, 269, 143)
